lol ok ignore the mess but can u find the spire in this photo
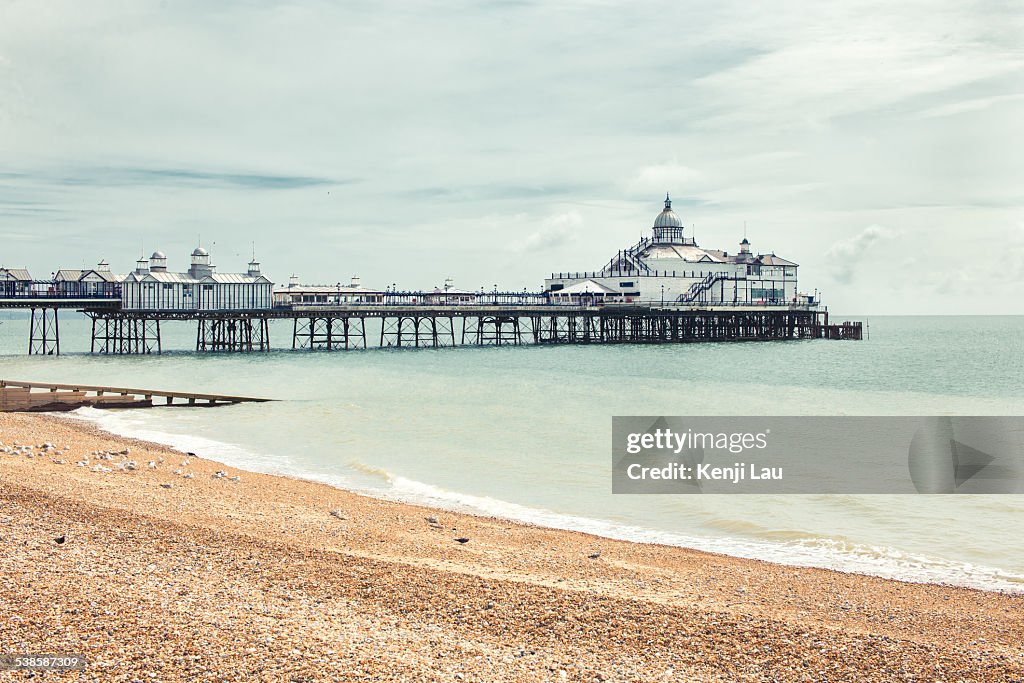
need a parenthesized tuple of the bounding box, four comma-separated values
(664, 192, 672, 210)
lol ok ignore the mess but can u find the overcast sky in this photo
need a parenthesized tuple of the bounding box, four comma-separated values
(1, 0, 1022, 314)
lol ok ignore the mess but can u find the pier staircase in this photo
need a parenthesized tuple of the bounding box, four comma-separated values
(602, 238, 653, 274)
(678, 272, 731, 303)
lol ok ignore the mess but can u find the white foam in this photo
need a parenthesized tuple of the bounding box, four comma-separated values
(64, 407, 1024, 594)
(385, 476, 1024, 594)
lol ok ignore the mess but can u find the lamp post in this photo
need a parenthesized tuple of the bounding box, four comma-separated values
(661, 284, 665, 306)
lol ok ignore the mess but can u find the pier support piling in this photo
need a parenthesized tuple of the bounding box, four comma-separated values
(88, 314, 161, 354)
(381, 316, 456, 348)
(197, 316, 270, 352)
(293, 316, 367, 350)
(28, 307, 60, 355)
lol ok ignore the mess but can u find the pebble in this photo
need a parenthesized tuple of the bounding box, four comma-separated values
(4, 417, 1021, 683)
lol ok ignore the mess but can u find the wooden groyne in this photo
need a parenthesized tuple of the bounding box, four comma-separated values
(0, 379, 272, 412)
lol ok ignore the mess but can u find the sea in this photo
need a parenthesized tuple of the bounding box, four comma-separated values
(1, 312, 1022, 592)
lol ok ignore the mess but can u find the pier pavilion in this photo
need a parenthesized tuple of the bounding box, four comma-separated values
(121, 247, 273, 311)
(544, 195, 809, 306)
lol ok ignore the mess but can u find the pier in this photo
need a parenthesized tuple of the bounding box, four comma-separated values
(0, 379, 273, 411)
(0, 198, 867, 355)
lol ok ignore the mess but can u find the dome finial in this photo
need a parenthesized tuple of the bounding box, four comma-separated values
(665, 192, 671, 209)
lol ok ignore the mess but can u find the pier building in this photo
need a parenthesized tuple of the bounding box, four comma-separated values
(273, 276, 385, 306)
(54, 260, 123, 298)
(544, 195, 809, 306)
(0, 268, 33, 297)
(121, 247, 273, 311)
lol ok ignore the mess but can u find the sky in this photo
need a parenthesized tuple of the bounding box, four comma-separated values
(1, 0, 1022, 314)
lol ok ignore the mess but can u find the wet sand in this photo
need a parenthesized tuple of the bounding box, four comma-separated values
(1, 411, 1022, 681)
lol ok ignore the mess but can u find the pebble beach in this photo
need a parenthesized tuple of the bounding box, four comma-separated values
(1, 411, 1022, 682)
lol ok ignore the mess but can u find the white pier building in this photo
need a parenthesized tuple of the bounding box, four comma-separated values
(54, 260, 123, 297)
(544, 195, 809, 306)
(121, 247, 273, 310)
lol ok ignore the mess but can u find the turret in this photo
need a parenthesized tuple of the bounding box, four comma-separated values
(150, 251, 168, 273)
(188, 246, 214, 279)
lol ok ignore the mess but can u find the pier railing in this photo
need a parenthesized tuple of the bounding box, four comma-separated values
(0, 282, 122, 300)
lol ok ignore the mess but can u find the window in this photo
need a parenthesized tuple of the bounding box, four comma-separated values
(163, 284, 173, 290)
(619, 282, 634, 288)
(549, 284, 564, 291)
(751, 288, 785, 300)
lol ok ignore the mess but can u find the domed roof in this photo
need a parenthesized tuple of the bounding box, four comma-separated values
(192, 246, 209, 257)
(151, 250, 166, 259)
(653, 194, 683, 229)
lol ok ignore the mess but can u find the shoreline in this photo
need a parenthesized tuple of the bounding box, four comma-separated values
(67, 405, 1024, 595)
(2, 410, 1023, 681)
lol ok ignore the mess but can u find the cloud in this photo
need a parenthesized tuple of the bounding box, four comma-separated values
(513, 210, 583, 253)
(691, 4, 1024, 130)
(916, 93, 1024, 119)
(626, 163, 702, 198)
(0, 1, 1020, 311)
(46, 166, 342, 190)
(825, 225, 895, 284)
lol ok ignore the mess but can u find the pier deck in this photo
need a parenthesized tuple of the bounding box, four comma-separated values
(1, 295, 862, 355)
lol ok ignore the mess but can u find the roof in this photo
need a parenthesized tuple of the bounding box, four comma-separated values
(126, 271, 271, 284)
(151, 251, 166, 259)
(272, 284, 385, 294)
(54, 268, 122, 283)
(208, 273, 270, 284)
(758, 254, 798, 267)
(192, 247, 209, 257)
(0, 268, 32, 281)
(640, 244, 726, 263)
(126, 271, 194, 284)
(653, 195, 683, 229)
(429, 287, 476, 295)
(553, 279, 617, 295)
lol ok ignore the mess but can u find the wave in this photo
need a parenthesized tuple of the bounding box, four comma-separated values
(66, 407, 1024, 594)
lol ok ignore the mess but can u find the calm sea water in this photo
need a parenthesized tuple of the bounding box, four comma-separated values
(1, 312, 1022, 591)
